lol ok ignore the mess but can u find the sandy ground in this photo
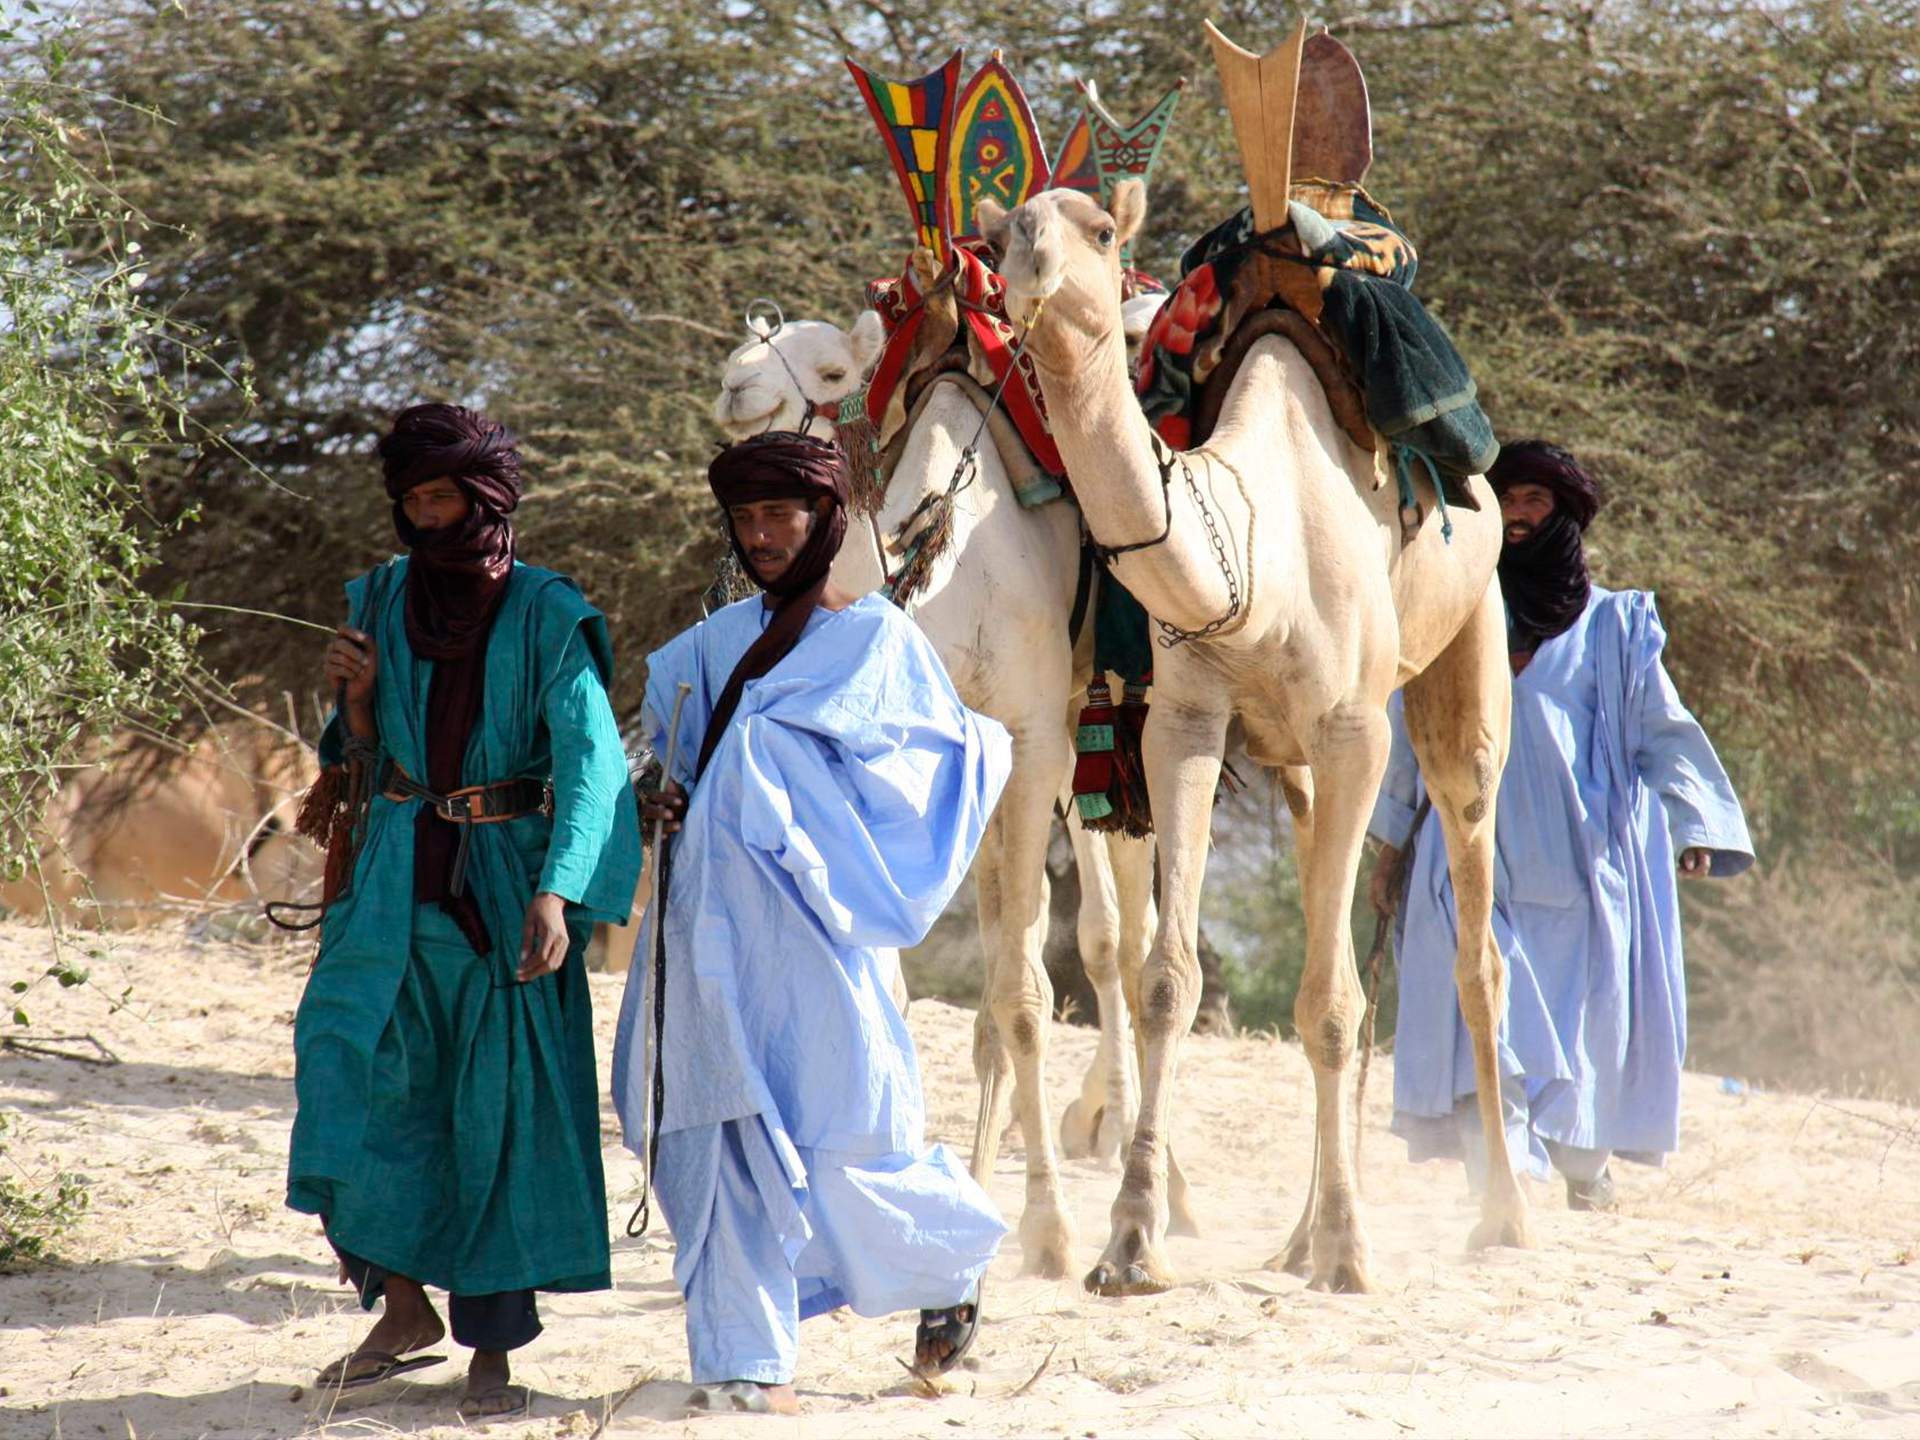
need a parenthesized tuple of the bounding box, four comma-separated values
(4, 921, 1920, 1439)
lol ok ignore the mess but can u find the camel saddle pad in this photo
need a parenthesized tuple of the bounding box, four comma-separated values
(1136, 187, 1496, 487)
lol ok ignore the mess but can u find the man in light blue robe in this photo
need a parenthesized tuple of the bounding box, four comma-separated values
(610, 432, 1009, 1413)
(1369, 440, 1753, 1209)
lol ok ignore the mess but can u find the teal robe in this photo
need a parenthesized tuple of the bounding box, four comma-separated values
(287, 558, 642, 1297)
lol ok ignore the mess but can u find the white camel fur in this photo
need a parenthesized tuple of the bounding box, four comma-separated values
(708, 299, 1184, 1278)
(981, 179, 1534, 1296)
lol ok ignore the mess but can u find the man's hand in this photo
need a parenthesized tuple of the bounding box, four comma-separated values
(324, 626, 378, 706)
(1368, 843, 1404, 917)
(641, 780, 688, 835)
(518, 891, 570, 981)
(1677, 847, 1713, 881)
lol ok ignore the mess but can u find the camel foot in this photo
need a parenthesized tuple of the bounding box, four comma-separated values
(1084, 1224, 1176, 1297)
(1059, 1098, 1100, 1161)
(1262, 1235, 1313, 1278)
(1084, 1258, 1176, 1297)
(1307, 1240, 1374, 1294)
(1018, 1201, 1077, 1281)
(1468, 1205, 1536, 1253)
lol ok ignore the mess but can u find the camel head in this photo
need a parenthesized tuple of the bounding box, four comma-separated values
(979, 178, 1146, 372)
(711, 311, 885, 441)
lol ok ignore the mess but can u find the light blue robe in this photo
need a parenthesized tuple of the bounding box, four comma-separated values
(611, 593, 1010, 1384)
(1371, 587, 1753, 1178)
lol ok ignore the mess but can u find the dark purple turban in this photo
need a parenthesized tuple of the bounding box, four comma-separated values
(696, 432, 852, 780)
(1487, 439, 1605, 652)
(373, 402, 527, 954)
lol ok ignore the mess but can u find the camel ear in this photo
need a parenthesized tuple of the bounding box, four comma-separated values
(848, 309, 885, 371)
(1110, 178, 1147, 250)
(977, 197, 1010, 248)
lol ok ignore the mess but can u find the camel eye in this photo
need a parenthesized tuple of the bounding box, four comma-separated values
(819, 369, 846, 383)
(1098, 226, 1115, 247)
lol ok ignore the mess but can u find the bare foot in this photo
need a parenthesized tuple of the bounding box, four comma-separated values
(684, 1380, 798, 1415)
(458, 1350, 527, 1420)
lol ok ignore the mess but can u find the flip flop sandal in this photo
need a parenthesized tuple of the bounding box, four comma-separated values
(316, 1348, 448, 1391)
(457, 1383, 530, 1421)
(913, 1279, 983, 1376)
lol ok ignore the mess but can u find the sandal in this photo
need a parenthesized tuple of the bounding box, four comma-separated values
(315, 1348, 447, 1391)
(1566, 1167, 1618, 1212)
(913, 1278, 983, 1375)
(684, 1381, 799, 1415)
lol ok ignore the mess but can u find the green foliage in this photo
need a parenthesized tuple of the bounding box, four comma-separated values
(0, 28, 231, 1021)
(0, 1112, 91, 1271)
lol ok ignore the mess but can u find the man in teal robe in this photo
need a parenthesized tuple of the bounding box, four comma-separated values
(288, 404, 641, 1420)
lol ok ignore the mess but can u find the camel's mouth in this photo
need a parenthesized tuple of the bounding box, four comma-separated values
(714, 388, 781, 433)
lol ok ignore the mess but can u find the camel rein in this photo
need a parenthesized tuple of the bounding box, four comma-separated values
(881, 292, 1046, 607)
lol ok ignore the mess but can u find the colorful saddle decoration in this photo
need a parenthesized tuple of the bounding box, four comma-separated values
(843, 51, 1183, 835)
(847, 50, 1063, 474)
(845, 51, 963, 260)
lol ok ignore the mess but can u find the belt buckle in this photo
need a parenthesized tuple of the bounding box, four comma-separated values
(540, 778, 555, 818)
(444, 793, 475, 823)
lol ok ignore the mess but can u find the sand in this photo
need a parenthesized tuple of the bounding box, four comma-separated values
(4, 919, 1920, 1439)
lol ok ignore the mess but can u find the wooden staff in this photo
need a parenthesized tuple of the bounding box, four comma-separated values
(631, 680, 693, 1237)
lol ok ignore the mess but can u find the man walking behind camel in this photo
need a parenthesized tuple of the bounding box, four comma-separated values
(1370, 440, 1753, 1209)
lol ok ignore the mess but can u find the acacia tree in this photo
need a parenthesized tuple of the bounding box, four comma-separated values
(47, 0, 1920, 857)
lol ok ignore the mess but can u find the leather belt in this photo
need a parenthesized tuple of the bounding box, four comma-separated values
(380, 762, 553, 896)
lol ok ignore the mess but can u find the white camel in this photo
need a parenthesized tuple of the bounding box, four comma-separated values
(982, 179, 1534, 1296)
(707, 296, 1180, 1278)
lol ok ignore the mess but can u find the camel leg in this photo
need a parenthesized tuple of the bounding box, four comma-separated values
(1265, 764, 1322, 1277)
(969, 827, 1016, 1178)
(1059, 812, 1141, 1167)
(1086, 685, 1226, 1297)
(1402, 580, 1534, 1253)
(1291, 703, 1392, 1294)
(978, 729, 1079, 1278)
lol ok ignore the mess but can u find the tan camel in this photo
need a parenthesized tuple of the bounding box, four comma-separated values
(2, 723, 319, 929)
(980, 179, 1533, 1295)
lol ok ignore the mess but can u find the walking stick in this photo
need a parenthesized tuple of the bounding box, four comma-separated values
(1354, 797, 1431, 1176)
(629, 681, 693, 1239)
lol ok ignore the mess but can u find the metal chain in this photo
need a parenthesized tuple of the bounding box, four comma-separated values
(1155, 449, 1245, 648)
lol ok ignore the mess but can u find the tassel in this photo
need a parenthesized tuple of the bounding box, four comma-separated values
(883, 488, 957, 608)
(1071, 680, 1119, 824)
(294, 764, 347, 848)
(837, 407, 887, 515)
(1099, 685, 1154, 839)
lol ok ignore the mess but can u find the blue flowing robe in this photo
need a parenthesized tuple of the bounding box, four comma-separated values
(1371, 587, 1753, 1175)
(611, 593, 1010, 1383)
(288, 559, 642, 1296)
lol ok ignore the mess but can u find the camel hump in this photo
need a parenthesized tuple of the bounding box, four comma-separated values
(1296, 32, 1372, 184)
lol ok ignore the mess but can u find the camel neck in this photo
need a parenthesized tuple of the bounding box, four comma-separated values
(1032, 322, 1237, 636)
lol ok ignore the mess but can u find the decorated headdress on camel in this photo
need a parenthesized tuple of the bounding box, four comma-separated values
(844, 49, 1186, 485)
